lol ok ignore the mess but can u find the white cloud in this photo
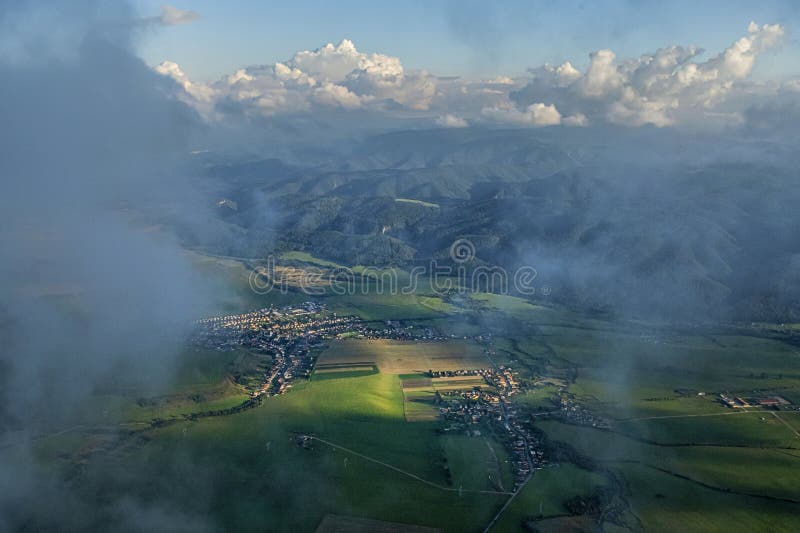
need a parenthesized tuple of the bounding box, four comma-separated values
(563, 113, 588, 127)
(158, 5, 200, 26)
(225, 69, 254, 85)
(524, 103, 562, 125)
(154, 61, 214, 102)
(156, 39, 438, 117)
(482, 102, 563, 126)
(556, 62, 581, 85)
(288, 39, 363, 82)
(273, 63, 314, 85)
(509, 22, 787, 128)
(313, 82, 362, 109)
(154, 24, 787, 129)
(435, 114, 468, 128)
(488, 76, 516, 85)
(580, 50, 622, 97)
(720, 22, 784, 78)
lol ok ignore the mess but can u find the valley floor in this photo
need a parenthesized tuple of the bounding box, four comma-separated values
(29, 256, 800, 532)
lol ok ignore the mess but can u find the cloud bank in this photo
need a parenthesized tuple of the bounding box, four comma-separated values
(157, 23, 795, 131)
(511, 21, 786, 128)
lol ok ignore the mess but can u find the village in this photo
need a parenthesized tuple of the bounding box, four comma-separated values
(431, 348, 609, 487)
(191, 302, 369, 396)
(433, 362, 545, 489)
(190, 304, 609, 489)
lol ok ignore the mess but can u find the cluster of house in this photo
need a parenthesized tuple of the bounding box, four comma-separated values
(435, 364, 545, 489)
(196, 302, 325, 330)
(493, 365, 520, 394)
(428, 369, 481, 378)
(195, 308, 278, 334)
(430, 345, 616, 487)
(360, 321, 444, 341)
(439, 391, 501, 423)
(191, 303, 364, 397)
(552, 395, 609, 428)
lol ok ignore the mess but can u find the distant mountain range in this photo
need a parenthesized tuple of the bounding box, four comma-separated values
(177, 128, 800, 322)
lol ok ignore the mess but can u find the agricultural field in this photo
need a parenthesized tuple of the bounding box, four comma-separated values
(323, 292, 447, 321)
(622, 463, 800, 533)
(398, 373, 494, 423)
(432, 375, 491, 392)
(491, 464, 607, 531)
(315, 514, 440, 532)
(186, 250, 313, 313)
(512, 385, 562, 411)
(440, 434, 513, 493)
(475, 307, 800, 531)
(403, 389, 441, 422)
(50, 372, 514, 532)
(317, 338, 489, 374)
(313, 362, 379, 381)
(533, 413, 800, 531)
(26, 266, 800, 532)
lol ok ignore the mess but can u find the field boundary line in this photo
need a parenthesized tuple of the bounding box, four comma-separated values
(609, 460, 800, 505)
(482, 473, 532, 532)
(772, 412, 800, 438)
(306, 435, 513, 496)
(623, 410, 756, 421)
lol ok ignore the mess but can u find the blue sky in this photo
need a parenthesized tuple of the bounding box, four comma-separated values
(134, 0, 799, 82)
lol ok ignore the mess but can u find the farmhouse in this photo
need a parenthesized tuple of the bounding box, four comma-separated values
(755, 396, 790, 407)
(719, 394, 749, 408)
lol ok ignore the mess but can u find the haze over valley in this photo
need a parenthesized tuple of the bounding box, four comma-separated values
(2, 2, 800, 532)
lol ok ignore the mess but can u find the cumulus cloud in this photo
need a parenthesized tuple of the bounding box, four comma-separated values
(156, 24, 790, 130)
(489, 76, 516, 85)
(555, 61, 581, 85)
(563, 112, 588, 127)
(154, 60, 217, 119)
(313, 81, 363, 109)
(157, 39, 437, 117)
(512, 21, 787, 128)
(289, 39, 363, 81)
(290, 39, 436, 110)
(435, 114, 468, 128)
(480, 101, 587, 128)
(139, 4, 200, 27)
(155, 60, 213, 101)
(581, 50, 622, 97)
(482, 102, 563, 126)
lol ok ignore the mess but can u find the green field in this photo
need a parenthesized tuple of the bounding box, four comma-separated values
(534, 419, 800, 530)
(30, 258, 800, 532)
(440, 434, 513, 493)
(622, 463, 800, 533)
(491, 464, 606, 531)
(66, 373, 514, 532)
(403, 389, 441, 422)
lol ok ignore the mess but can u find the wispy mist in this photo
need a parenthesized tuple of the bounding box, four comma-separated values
(0, 2, 219, 529)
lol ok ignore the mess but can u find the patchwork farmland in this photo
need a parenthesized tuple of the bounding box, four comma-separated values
(316, 338, 490, 374)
